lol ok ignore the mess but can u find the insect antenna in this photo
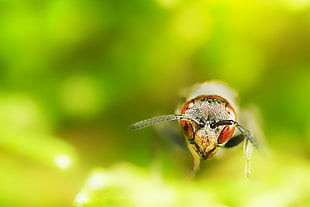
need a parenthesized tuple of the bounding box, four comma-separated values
(129, 114, 201, 130)
(214, 120, 263, 152)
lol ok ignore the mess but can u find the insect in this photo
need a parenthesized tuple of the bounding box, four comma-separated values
(130, 81, 262, 177)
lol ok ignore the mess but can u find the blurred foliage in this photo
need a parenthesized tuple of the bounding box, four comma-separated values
(1, 0, 310, 206)
(73, 160, 310, 207)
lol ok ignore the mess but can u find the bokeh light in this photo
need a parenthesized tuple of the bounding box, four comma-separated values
(54, 154, 72, 169)
(75, 189, 89, 206)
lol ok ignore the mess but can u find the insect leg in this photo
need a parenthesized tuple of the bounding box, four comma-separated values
(215, 120, 269, 178)
(224, 134, 245, 148)
(243, 137, 253, 179)
(214, 120, 262, 151)
(234, 122, 262, 151)
(187, 141, 201, 178)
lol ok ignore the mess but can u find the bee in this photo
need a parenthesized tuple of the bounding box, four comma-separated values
(130, 81, 262, 177)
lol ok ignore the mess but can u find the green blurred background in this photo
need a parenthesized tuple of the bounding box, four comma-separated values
(1, 0, 310, 206)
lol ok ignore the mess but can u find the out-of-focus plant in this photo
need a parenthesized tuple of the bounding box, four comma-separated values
(74, 158, 310, 207)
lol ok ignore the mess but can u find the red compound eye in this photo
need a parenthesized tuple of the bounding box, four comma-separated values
(218, 104, 236, 144)
(180, 100, 195, 139)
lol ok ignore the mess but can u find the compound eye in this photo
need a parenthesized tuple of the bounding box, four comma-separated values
(218, 125, 236, 144)
(225, 103, 236, 120)
(218, 103, 237, 144)
(180, 100, 196, 139)
(180, 120, 195, 139)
